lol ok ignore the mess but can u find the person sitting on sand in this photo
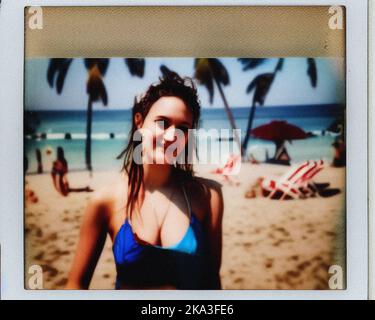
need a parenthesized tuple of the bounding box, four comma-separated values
(51, 146, 68, 195)
(266, 140, 291, 166)
(332, 137, 346, 167)
(51, 146, 93, 196)
(274, 141, 291, 163)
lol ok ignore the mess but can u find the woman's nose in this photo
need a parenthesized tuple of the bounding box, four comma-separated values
(163, 125, 177, 142)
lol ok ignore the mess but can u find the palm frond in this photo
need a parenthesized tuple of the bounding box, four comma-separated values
(209, 59, 230, 86)
(47, 58, 73, 94)
(307, 58, 317, 87)
(194, 58, 215, 104)
(84, 58, 109, 76)
(246, 77, 258, 94)
(86, 65, 108, 106)
(125, 58, 145, 77)
(247, 73, 274, 106)
(238, 58, 267, 71)
(274, 58, 284, 73)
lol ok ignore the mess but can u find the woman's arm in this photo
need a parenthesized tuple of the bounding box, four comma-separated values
(66, 193, 110, 289)
(204, 181, 224, 289)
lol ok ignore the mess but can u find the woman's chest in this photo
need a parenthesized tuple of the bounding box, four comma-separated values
(107, 184, 208, 245)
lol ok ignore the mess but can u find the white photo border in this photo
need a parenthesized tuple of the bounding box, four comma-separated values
(368, 0, 374, 301)
(0, 0, 368, 299)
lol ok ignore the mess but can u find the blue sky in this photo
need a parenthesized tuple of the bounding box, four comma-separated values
(25, 57, 345, 111)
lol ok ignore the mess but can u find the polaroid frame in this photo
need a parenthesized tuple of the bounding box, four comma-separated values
(369, 0, 374, 301)
(0, 0, 369, 299)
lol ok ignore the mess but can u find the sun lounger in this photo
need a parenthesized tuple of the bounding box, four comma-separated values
(296, 160, 325, 196)
(261, 160, 324, 200)
(212, 154, 241, 176)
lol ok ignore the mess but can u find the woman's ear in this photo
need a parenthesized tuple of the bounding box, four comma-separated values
(134, 112, 144, 129)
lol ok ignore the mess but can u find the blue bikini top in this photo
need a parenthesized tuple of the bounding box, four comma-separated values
(112, 184, 212, 289)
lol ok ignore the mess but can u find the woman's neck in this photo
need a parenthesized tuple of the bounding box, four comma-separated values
(142, 164, 174, 190)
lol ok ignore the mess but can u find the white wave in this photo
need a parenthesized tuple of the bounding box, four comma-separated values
(46, 133, 65, 140)
(29, 132, 130, 140)
(115, 133, 128, 139)
(71, 133, 86, 139)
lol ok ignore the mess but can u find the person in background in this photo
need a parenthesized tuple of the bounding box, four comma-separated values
(51, 146, 93, 196)
(332, 137, 346, 167)
(36, 148, 43, 173)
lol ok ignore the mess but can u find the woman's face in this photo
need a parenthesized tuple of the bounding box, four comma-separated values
(135, 96, 193, 165)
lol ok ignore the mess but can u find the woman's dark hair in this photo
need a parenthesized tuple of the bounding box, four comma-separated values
(57, 146, 67, 167)
(117, 73, 201, 219)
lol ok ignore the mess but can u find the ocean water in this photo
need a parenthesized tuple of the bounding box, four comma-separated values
(25, 104, 344, 173)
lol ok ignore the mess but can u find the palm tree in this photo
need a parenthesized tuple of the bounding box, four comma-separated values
(193, 58, 243, 155)
(47, 58, 145, 172)
(239, 58, 317, 153)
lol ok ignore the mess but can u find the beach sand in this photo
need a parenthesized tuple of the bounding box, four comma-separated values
(24, 163, 345, 290)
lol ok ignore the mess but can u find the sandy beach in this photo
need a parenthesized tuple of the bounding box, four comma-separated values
(24, 163, 345, 290)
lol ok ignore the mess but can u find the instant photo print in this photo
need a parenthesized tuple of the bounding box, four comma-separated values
(0, 0, 370, 300)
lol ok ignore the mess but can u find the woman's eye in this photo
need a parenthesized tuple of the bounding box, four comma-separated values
(155, 119, 168, 128)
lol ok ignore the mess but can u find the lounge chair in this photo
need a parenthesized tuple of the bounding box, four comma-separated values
(211, 154, 241, 185)
(261, 160, 324, 200)
(296, 160, 325, 197)
(212, 154, 241, 176)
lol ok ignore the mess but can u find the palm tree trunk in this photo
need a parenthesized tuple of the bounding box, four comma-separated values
(241, 102, 256, 153)
(213, 78, 244, 156)
(242, 59, 282, 153)
(85, 96, 93, 172)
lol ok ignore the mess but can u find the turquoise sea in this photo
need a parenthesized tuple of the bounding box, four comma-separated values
(25, 104, 344, 173)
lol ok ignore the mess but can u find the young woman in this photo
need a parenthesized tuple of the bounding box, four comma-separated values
(51, 146, 92, 196)
(51, 146, 70, 196)
(66, 74, 224, 289)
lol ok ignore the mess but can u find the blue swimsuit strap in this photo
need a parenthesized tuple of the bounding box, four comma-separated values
(181, 183, 192, 220)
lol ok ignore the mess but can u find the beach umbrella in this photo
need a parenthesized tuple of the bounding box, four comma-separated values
(251, 121, 307, 162)
(251, 120, 307, 141)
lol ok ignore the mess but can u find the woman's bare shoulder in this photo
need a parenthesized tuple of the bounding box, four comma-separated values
(186, 176, 222, 199)
(185, 176, 223, 219)
(87, 174, 128, 218)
